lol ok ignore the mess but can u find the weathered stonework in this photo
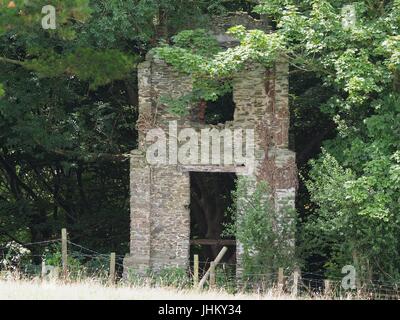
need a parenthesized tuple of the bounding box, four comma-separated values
(124, 14, 298, 276)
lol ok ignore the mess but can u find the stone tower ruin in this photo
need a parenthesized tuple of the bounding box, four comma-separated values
(123, 13, 298, 276)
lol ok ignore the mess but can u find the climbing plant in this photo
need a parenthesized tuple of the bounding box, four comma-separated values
(154, 27, 285, 114)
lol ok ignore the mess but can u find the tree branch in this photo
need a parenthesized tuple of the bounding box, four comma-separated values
(0, 56, 24, 66)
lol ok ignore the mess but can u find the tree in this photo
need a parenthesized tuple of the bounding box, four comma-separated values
(252, 0, 400, 282)
(0, 0, 254, 256)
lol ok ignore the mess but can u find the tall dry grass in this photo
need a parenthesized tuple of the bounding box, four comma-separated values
(0, 273, 382, 300)
(0, 277, 303, 300)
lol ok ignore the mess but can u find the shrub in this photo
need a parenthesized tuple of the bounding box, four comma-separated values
(126, 266, 190, 289)
(224, 177, 297, 286)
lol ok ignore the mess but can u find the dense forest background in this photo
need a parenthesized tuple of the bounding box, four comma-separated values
(0, 0, 399, 282)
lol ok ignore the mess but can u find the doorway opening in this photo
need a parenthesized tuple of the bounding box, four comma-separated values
(189, 172, 237, 276)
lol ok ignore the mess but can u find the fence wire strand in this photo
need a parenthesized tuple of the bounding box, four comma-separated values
(2, 238, 400, 299)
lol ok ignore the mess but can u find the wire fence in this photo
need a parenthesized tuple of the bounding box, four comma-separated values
(1, 236, 400, 299)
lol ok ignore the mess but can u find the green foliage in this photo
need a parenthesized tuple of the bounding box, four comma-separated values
(154, 26, 284, 114)
(126, 267, 190, 289)
(156, 267, 190, 288)
(383, 35, 400, 71)
(82, 0, 219, 48)
(159, 95, 193, 116)
(0, 241, 32, 271)
(254, 0, 399, 112)
(42, 244, 85, 278)
(303, 94, 400, 283)
(0, 0, 92, 38)
(24, 48, 139, 89)
(234, 0, 400, 283)
(224, 177, 297, 284)
(43, 244, 109, 279)
(171, 29, 221, 57)
(215, 265, 236, 293)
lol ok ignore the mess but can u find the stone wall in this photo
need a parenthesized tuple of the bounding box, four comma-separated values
(124, 14, 297, 276)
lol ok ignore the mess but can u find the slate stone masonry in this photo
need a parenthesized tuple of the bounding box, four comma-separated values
(123, 14, 298, 276)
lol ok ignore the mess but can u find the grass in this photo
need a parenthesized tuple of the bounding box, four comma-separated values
(0, 273, 389, 300)
(0, 278, 301, 300)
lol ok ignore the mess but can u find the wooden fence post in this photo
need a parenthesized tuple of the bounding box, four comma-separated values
(292, 270, 299, 297)
(61, 228, 68, 279)
(278, 267, 284, 291)
(209, 262, 216, 290)
(41, 259, 46, 279)
(193, 255, 199, 287)
(198, 246, 228, 289)
(109, 252, 116, 285)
